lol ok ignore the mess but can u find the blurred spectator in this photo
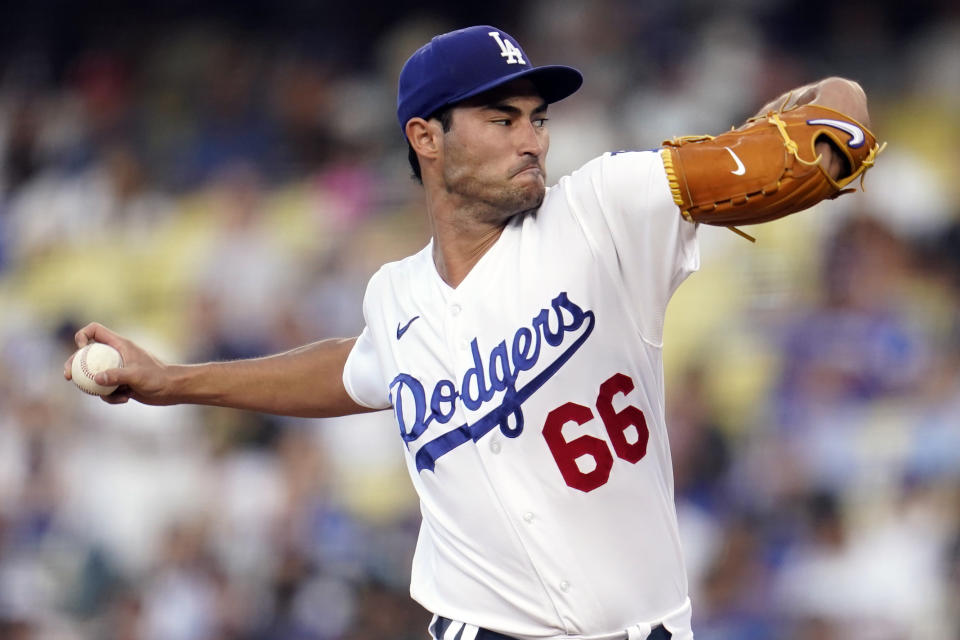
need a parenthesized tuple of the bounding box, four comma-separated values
(778, 216, 922, 411)
(140, 523, 218, 640)
(3, 139, 173, 266)
(769, 216, 928, 493)
(774, 483, 952, 639)
(189, 162, 298, 360)
(1, 95, 45, 195)
(669, 364, 732, 512)
(694, 513, 776, 640)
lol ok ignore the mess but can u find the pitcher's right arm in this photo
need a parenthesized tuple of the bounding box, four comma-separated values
(64, 322, 376, 418)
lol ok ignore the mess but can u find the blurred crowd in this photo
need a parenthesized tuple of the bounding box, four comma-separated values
(0, 1, 959, 639)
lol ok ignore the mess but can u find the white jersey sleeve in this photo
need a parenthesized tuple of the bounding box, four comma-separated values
(342, 269, 393, 410)
(558, 150, 699, 345)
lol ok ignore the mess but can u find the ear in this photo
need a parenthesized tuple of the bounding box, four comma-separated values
(406, 117, 444, 162)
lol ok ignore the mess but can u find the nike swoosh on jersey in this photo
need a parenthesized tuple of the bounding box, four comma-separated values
(806, 118, 865, 148)
(396, 316, 420, 339)
(725, 147, 746, 175)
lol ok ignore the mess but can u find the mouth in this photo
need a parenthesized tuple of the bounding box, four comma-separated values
(512, 163, 543, 179)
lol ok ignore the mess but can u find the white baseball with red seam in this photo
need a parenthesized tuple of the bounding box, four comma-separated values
(71, 342, 123, 396)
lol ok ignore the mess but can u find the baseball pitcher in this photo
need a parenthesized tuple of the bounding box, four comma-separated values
(65, 25, 881, 640)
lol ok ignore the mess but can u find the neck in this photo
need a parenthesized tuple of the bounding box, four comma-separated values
(425, 188, 511, 288)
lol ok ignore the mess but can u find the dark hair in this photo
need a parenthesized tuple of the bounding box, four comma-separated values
(408, 107, 454, 184)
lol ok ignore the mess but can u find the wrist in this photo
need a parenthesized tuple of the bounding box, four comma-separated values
(164, 363, 209, 404)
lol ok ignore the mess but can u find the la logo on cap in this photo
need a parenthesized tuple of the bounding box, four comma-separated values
(395, 25, 581, 135)
(488, 31, 525, 65)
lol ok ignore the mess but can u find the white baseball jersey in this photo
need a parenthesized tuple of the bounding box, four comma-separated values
(343, 150, 699, 640)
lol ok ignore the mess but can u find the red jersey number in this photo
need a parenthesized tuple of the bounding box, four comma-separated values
(541, 373, 649, 492)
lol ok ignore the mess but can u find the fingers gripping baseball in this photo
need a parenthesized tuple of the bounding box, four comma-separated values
(65, 323, 175, 405)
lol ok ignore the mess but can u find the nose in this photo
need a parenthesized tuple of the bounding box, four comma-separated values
(517, 120, 547, 158)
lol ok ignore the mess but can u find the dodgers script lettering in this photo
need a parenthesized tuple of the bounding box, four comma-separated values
(389, 292, 595, 472)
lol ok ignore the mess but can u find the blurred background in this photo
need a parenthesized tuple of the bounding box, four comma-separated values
(0, 0, 958, 638)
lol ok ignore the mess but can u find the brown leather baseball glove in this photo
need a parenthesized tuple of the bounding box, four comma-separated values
(659, 104, 884, 231)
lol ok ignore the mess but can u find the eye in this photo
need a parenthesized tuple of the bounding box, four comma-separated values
(491, 118, 512, 126)
(534, 117, 549, 128)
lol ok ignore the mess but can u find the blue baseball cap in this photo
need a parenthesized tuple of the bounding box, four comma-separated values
(397, 25, 583, 137)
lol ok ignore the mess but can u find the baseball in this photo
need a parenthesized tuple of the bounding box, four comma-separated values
(71, 342, 123, 396)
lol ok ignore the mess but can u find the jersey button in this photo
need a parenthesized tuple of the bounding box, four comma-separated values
(559, 580, 570, 592)
(522, 512, 534, 523)
(490, 440, 501, 454)
(450, 303, 462, 316)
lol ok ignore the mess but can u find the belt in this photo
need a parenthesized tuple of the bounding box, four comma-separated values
(432, 617, 672, 640)
(475, 625, 671, 640)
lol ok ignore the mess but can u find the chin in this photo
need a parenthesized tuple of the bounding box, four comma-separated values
(481, 187, 543, 225)
(526, 187, 546, 210)
(526, 181, 546, 205)
(505, 183, 544, 214)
